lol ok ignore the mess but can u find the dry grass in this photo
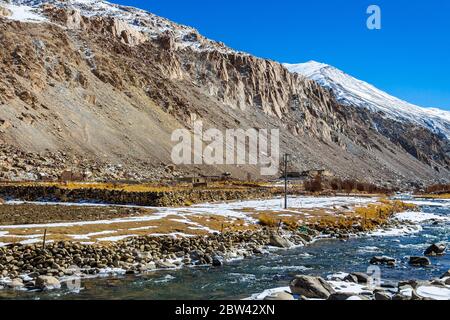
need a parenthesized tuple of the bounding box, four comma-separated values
(418, 193, 450, 199)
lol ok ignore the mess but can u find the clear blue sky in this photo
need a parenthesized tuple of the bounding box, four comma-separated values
(114, 0, 450, 110)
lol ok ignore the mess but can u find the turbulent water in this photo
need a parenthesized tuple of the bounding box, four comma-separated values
(1, 198, 448, 300)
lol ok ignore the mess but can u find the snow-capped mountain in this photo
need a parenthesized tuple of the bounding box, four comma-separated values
(284, 61, 450, 139)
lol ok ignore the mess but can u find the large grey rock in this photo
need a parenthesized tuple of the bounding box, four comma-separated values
(343, 274, 358, 283)
(424, 243, 446, 256)
(289, 275, 335, 299)
(350, 272, 370, 284)
(440, 270, 450, 279)
(409, 256, 431, 267)
(35, 276, 61, 290)
(212, 256, 223, 267)
(263, 291, 295, 301)
(269, 233, 294, 248)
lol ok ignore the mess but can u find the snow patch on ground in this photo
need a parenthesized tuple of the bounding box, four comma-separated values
(416, 286, 450, 300)
(394, 211, 449, 223)
(366, 224, 422, 237)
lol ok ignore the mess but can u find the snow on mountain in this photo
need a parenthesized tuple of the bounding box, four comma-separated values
(1, 0, 239, 54)
(0, 1, 46, 22)
(284, 61, 450, 139)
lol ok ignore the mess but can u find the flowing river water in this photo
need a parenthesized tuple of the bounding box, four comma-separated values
(0, 198, 448, 300)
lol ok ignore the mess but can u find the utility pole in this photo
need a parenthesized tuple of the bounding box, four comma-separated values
(284, 154, 290, 209)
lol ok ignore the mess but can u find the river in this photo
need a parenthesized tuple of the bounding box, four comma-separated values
(0, 198, 448, 300)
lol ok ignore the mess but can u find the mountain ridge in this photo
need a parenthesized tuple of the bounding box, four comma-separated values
(0, 0, 449, 187)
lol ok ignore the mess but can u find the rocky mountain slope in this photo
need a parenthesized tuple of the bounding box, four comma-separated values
(0, 0, 449, 187)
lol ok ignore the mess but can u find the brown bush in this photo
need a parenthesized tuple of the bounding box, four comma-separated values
(304, 174, 323, 192)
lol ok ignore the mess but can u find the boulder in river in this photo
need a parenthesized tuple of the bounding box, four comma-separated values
(263, 291, 295, 301)
(327, 292, 357, 300)
(212, 256, 223, 267)
(374, 290, 391, 300)
(408, 256, 431, 267)
(424, 243, 446, 256)
(349, 272, 370, 284)
(369, 256, 396, 266)
(289, 275, 335, 299)
(269, 233, 294, 248)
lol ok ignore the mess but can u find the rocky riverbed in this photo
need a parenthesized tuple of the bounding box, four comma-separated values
(0, 228, 313, 291)
(0, 216, 419, 293)
(0, 196, 447, 300)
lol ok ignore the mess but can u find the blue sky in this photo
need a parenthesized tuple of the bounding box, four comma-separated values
(114, 0, 450, 110)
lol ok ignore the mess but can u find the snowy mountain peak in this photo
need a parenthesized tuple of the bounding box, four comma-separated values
(284, 61, 450, 139)
(284, 60, 331, 78)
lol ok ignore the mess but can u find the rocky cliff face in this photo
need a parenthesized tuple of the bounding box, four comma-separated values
(0, 0, 448, 187)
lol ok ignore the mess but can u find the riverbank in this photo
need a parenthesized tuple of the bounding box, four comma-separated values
(0, 197, 418, 293)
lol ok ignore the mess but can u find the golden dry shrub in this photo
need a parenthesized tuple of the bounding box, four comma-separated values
(258, 214, 279, 228)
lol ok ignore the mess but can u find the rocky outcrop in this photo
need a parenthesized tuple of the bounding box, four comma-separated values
(269, 232, 294, 248)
